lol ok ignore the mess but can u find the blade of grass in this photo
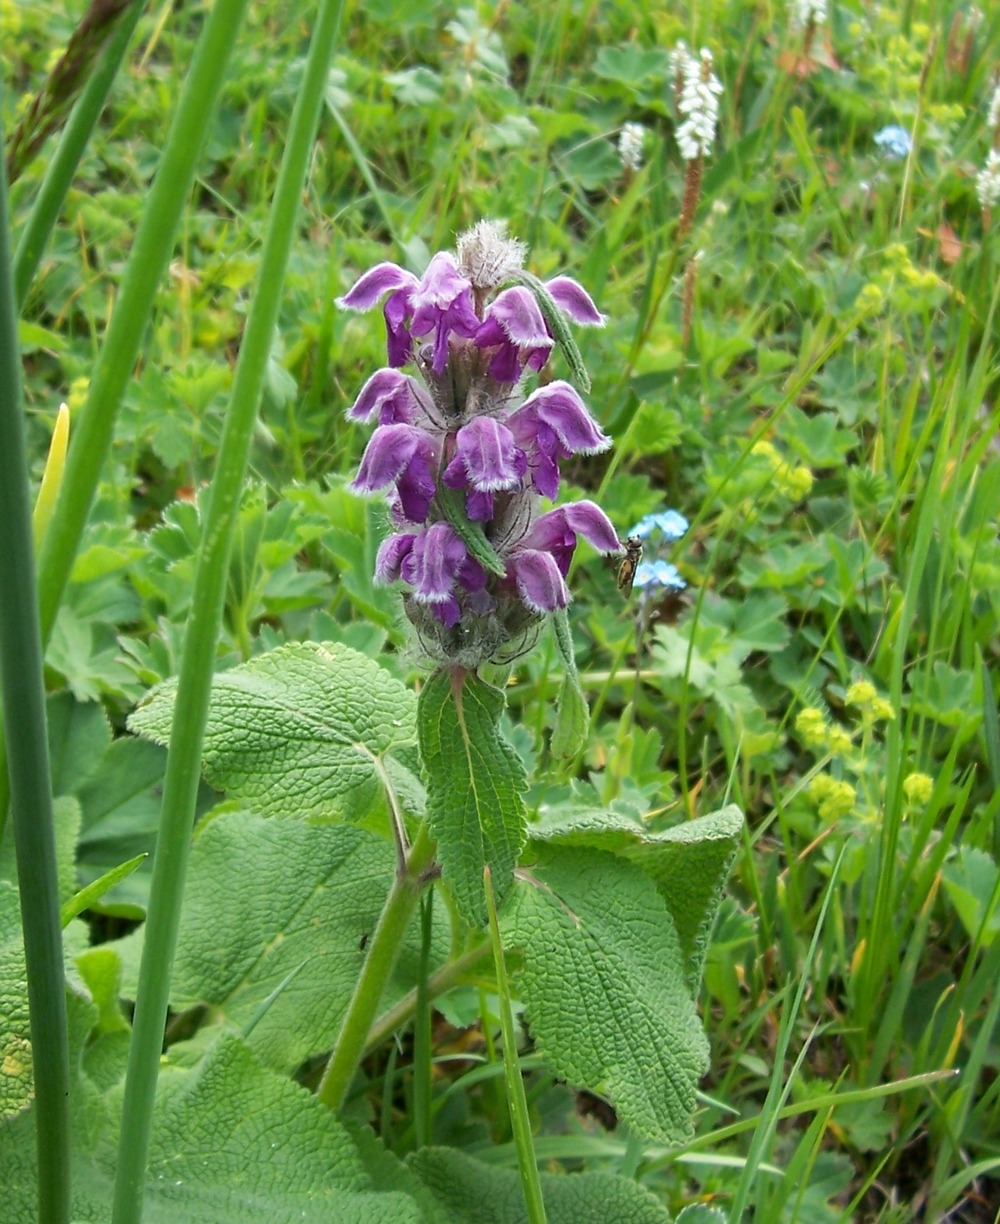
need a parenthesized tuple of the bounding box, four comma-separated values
(13, 1, 144, 305)
(111, 1, 347, 1218)
(484, 866, 548, 1224)
(0, 145, 71, 1224)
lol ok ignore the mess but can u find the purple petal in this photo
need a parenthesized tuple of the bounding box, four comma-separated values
(459, 554, 488, 593)
(347, 369, 420, 424)
(465, 489, 494, 521)
(410, 253, 480, 374)
(430, 596, 462, 627)
(520, 382, 611, 454)
(352, 424, 435, 494)
(445, 417, 527, 492)
(521, 500, 621, 574)
(374, 533, 416, 584)
(507, 549, 570, 613)
(384, 289, 416, 367)
(338, 262, 419, 311)
(396, 457, 437, 523)
(545, 276, 606, 326)
(400, 522, 468, 604)
(484, 287, 550, 347)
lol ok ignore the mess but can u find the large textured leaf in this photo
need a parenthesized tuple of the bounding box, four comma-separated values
(504, 845, 709, 1145)
(114, 810, 446, 1073)
(417, 669, 527, 926)
(532, 805, 743, 987)
(0, 1034, 424, 1223)
(128, 642, 419, 822)
(408, 1146, 671, 1223)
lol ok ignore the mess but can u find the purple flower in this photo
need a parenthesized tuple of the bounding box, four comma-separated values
(442, 417, 527, 521)
(545, 277, 606, 327)
(351, 423, 440, 523)
(409, 253, 481, 375)
(507, 500, 621, 612)
(338, 262, 421, 368)
(508, 382, 611, 499)
(507, 548, 570, 613)
(375, 523, 488, 627)
(474, 287, 553, 383)
(346, 368, 426, 425)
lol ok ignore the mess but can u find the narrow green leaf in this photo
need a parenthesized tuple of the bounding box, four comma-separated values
(60, 854, 147, 929)
(548, 610, 589, 759)
(504, 845, 709, 1144)
(511, 270, 591, 392)
(128, 642, 418, 822)
(434, 486, 507, 576)
(417, 669, 527, 926)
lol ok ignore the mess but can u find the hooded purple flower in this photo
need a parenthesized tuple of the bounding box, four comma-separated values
(544, 276, 606, 327)
(409, 253, 481, 375)
(506, 500, 621, 613)
(351, 423, 440, 523)
(474, 287, 553, 383)
(338, 262, 421, 368)
(346, 368, 427, 426)
(375, 522, 488, 627)
(442, 417, 528, 521)
(508, 382, 611, 499)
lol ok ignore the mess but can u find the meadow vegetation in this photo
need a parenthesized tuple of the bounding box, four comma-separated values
(1, 1, 999, 1221)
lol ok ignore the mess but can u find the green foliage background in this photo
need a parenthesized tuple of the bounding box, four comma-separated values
(2, 0, 999, 1219)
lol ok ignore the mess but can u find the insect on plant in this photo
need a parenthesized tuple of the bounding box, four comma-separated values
(616, 534, 643, 597)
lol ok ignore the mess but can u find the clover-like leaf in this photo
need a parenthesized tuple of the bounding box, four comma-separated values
(129, 642, 419, 822)
(504, 845, 709, 1144)
(418, 669, 527, 926)
(532, 805, 743, 988)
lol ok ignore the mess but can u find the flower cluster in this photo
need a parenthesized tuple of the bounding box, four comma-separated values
(617, 122, 646, 172)
(874, 124, 912, 160)
(627, 510, 689, 599)
(675, 48, 723, 162)
(340, 222, 622, 666)
(792, 0, 827, 31)
(976, 148, 1000, 211)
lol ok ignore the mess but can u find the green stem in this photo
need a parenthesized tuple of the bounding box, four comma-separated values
(33, 0, 248, 653)
(0, 147, 71, 1224)
(484, 867, 548, 1224)
(318, 823, 436, 1112)
(364, 940, 493, 1053)
(111, 2, 346, 1219)
(13, 2, 143, 305)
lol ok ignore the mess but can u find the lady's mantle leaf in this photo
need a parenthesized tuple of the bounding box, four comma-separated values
(532, 805, 743, 989)
(128, 642, 418, 822)
(408, 1145, 672, 1223)
(504, 845, 709, 1145)
(115, 811, 447, 1073)
(417, 669, 527, 927)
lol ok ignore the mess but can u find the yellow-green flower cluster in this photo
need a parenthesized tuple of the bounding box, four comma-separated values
(807, 775, 857, 821)
(795, 706, 853, 756)
(845, 679, 895, 723)
(902, 772, 934, 805)
(751, 440, 814, 501)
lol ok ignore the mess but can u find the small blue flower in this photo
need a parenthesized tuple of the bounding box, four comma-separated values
(629, 510, 690, 544)
(633, 559, 686, 595)
(874, 125, 912, 160)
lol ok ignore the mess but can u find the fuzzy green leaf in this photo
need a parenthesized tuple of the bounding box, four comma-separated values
(408, 1146, 671, 1223)
(128, 642, 419, 822)
(434, 486, 506, 576)
(511, 270, 591, 392)
(0, 1033, 424, 1222)
(532, 805, 743, 988)
(417, 669, 527, 926)
(114, 810, 446, 1073)
(504, 845, 709, 1144)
